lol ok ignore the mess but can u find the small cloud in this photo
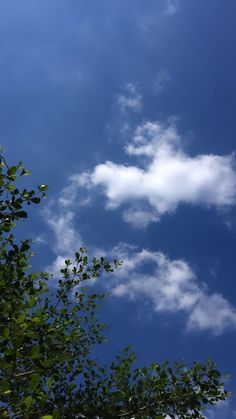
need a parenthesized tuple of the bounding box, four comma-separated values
(42, 204, 83, 275)
(154, 70, 171, 93)
(33, 234, 46, 245)
(163, 0, 179, 15)
(123, 209, 160, 229)
(42, 181, 93, 275)
(44, 208, 81, 255)
(117, 83, 142, 113)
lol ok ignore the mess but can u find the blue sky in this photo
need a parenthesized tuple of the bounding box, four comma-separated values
(1, 1, 236, 417)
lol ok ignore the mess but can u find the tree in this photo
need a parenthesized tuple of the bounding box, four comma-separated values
(0, 153, 229, 418)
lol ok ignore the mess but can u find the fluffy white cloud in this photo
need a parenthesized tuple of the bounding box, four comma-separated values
(106, 243, 236, 334)
(76, 120, 236, 227)
(187, 294, 236, 334)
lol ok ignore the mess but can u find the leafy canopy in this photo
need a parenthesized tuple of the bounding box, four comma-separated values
(0, 153, 229, 418)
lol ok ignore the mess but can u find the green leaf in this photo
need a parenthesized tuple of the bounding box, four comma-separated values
(0, 381, 10, 392)
(41, 359, 53, 368)
(15, 211, 28, 219)
(20, 168, 30, 176)
(6, 183, 14, 191)
(31, 197, 41, 204)
(8, 166, 17, 176)
(38, 184, 48, 191)
(30, 373, 41, 389)
(3, 327, 9, 339)
(24, 395, 33, 409)
(17, 161, 24, 169)
(47, 376, 56, 388)
(3, 390, 11, 395)
(31, 344, 41, 360)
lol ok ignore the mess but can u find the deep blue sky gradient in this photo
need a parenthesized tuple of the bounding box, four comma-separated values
(1, 1, 236, 417)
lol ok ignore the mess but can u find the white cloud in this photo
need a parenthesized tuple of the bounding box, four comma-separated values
(41, 119, 236, 334)
(58, 173, 91, 208)
(123, 208, 160, 228)
(106, 243, 236, 334)
(47, 255, 70, 278)
(42, 197, 236, 334)
(187, 294, 236, 334)
(76, 120, 236, 227)
(44, 207, 81, 254)
(204, 399, 236, 419)
(33, 234, 46, 245)
(117, 83, 142, 113)
(42, 205, 83, 275)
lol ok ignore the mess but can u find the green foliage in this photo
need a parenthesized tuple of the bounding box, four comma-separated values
(0, 153, 229, 418)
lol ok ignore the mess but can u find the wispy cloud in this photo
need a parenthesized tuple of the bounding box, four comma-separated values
(106, 243, 236, 335)
(204, 399, 236, 419)
(44, 207, 81, 254)
(117, 83, 142, 113)
(33, 234, 46, 245)
(42, 205, 82, 275)
(74, 120, 236, 227)
(163, 0, 179, 15)
(154, 70, 171, 93)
